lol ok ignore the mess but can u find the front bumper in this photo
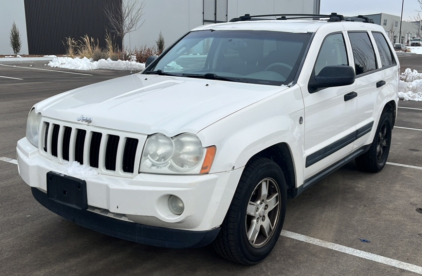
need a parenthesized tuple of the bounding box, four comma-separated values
(31, 188, 220, 248)
(17, 138, 243, 233)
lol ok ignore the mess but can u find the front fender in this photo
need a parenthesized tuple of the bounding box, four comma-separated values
(198, 85, 305, 187)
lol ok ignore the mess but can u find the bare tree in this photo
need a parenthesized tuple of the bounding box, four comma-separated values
(388, 22, 397, 42)
(409, 13, 422, 39)
(104, 0, 146, 50)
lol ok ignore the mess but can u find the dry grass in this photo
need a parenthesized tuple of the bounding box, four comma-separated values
(63, 37, 78, 58)
(133, 46, 158, 63)
(105, 31, 118, 55)
(79, 35, 98, 58)
(63, 33, 156, 63)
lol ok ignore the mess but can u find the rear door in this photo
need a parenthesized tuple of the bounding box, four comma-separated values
(346, 32, 380, 149)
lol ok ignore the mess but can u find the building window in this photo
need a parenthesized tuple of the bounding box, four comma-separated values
(383, 19, 387, 26)
(395, 21, 398, 27)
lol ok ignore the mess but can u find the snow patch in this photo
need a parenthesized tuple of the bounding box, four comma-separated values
(43, 55, 57, 58)
(65, 161, 98, 177)
(407, 47, 422, 54)
(398, 91, 422, 101)
(399, 68, 422, 101)
(48, 57, 145, 71)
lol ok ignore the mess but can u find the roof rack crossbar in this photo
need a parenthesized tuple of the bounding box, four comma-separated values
(229, 12, 373, 23)
(230, 13, 344, 22)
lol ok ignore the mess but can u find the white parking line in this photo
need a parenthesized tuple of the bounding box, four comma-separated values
(0, 157, 18, 165)
(387, 162, 422, 171)
(0, 75, 23, 80)
(399, 107, 422, 111)
(0, 64, 93, 76)
(281, 230, 422, 274)
(395, 126, 422, 132)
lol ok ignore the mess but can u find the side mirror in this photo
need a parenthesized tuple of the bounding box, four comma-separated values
(145, 56, 158, 68)
(309, 65, 355, 92)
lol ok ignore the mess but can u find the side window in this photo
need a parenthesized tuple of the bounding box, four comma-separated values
(314, 33, 348, 75)
(372, 32, 396, 67)
(348, 32, 377, 75)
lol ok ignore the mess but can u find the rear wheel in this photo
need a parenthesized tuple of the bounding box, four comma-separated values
(213, 158, 287, 265)
(356, 112, 392, 173)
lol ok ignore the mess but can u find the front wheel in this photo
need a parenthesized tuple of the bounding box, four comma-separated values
(355, 112, 393, 172)
(213, 158, 287, 265)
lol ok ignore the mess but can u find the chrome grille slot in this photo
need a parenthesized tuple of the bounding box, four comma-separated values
(89, 132, 102, 168)
(62, 127, 72, 161)
(75, 129, 86, 164)
(51, 124, 60, 157)
(122, 138, 139, 173)
(105, 135, 120, 171)
(39, 119, 145, 177)
(43, 122, 50, 152)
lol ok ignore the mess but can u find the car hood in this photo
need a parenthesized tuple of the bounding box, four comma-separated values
(36, 74, 288, 136)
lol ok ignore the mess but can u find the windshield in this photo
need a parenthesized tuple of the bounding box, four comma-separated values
(145, 30, 312, 86)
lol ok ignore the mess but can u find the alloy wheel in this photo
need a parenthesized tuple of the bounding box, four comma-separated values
(376, 123, 390, 163)
(245, 177, 281, 248)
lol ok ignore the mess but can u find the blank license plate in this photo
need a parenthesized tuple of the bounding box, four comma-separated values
(47, 171, 88, 210)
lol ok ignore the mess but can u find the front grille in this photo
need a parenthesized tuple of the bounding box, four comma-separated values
(41, 120, 142, 176)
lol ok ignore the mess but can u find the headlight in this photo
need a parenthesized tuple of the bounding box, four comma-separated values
(140, 133, 216, 174)
(26, 108, 42, 148)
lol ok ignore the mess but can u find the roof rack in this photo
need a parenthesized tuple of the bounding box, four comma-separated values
(229, 13, 374, 23)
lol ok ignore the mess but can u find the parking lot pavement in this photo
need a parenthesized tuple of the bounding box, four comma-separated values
(1, 59, 422, 275)
(397, 52, 422, 73)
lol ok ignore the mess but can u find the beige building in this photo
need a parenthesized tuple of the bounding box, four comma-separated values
(364, 13, 421, 44)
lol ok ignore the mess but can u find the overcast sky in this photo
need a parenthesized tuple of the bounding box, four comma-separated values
(320, 0, 421, 21)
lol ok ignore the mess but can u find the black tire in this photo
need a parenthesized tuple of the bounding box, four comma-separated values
(355, 111, 393, 173)
(213, 158, 287, 265)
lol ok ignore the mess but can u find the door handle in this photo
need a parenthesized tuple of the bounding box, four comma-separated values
(344, 92, 358, 101)
(376, 80, 386, 88)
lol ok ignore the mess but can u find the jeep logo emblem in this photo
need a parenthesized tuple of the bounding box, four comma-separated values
(77, 115, 92, 124)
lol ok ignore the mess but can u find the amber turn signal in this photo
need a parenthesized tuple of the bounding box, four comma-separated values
(200, 146, 216, 174)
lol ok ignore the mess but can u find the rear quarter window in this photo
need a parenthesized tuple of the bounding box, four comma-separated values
(372, 32, 396, 67)
(348, 32, 378, 75)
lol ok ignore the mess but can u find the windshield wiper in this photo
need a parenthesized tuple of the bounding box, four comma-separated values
(144, 70, 179, 76)
(182, 73, 238, 82)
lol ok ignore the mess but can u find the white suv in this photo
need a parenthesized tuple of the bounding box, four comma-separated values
(17, 13, 398, 264)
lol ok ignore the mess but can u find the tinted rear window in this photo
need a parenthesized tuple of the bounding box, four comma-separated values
(373, 32, 396, 67)
(348, 32, 378, 75)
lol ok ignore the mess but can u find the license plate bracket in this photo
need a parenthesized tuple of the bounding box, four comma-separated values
(47, 172, 88, 210)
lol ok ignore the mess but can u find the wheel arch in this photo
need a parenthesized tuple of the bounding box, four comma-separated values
(244, 143, 297, 198)
(382, 99, 397, 126)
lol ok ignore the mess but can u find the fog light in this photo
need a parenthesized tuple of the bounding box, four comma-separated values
(168, 195, 184, 215)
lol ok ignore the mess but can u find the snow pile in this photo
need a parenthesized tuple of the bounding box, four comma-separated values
(48, 57, 145, 71)
(400, 68, 422, 82)
(65, 161, 98, 177)
(407, 47, 422, 54)
(398, 68, 422, 101)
